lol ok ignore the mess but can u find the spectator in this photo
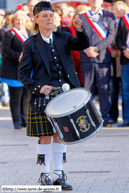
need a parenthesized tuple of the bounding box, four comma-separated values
(109, 1, 128, 124)
(0, 29, 4, 64)
(27, 0, 41, 22)
(57, 3, 72, 27)
(67, 6, 75, 20)
(53, 6, 70, 32)
(21, 3, 29, 15)
(0, 12, 13, 106)
(0, 30, 4, 69)
(79, 0, 115, 127)
(2, 12, 14, 32)
(0, 10, 31, 129)
(69, 5, 88, 86)
(116, 3, 129, 127)
(126, 0, 129, 7)
(0, 15, 5, 96)
(0, 9, 6, 28)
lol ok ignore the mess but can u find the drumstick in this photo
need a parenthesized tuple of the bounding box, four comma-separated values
(41, 88, 49, 94)
(42, 88, 50, 99)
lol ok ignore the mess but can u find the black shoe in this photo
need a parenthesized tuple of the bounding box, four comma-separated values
(53, 170, 73, 190)
(14, 122, 21, 129)
(20, 122, 27, 127)
(2, 102, 9, 107)
(103, 121, 111, 127)
(38, 173, 52, 185)
(118, 122, 129, 127)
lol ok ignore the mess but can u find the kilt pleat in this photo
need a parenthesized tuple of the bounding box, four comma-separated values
(27, 89, 62, 137)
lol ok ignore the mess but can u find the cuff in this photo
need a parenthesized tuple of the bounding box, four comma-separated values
(31, 82, 44, 96)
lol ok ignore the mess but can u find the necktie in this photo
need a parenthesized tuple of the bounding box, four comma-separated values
(49, 38, 53, 46)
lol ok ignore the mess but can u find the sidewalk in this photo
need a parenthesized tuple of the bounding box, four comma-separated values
(0, 100, 129, 193)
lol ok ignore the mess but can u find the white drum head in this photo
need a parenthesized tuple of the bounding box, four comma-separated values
(45, 88, 91, 117)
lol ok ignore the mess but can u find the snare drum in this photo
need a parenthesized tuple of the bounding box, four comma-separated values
(45, 88, 103, 144)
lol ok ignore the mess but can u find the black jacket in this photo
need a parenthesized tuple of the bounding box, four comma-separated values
(0, 29, 31, 79)
(0, 28, 4, 54)
(0, 28, 4, 43)
(116, 16, 129, 65)
(18, 30, 89, 102)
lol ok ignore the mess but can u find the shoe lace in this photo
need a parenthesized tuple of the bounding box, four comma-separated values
(53, 170, 67, 181)
(38, 173, 50, 183)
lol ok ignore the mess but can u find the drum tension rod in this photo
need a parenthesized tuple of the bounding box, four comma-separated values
(68, 114, 82, 141)
(84, 104, 96, 129)
(50, 117, 64, 142)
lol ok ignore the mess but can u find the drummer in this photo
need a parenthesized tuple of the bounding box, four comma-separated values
(18, 1, 89, 190)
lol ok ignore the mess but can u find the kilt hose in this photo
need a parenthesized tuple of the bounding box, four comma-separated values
(27, 89, 62, 137)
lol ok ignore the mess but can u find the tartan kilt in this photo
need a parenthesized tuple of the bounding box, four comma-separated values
(27, 89, 62, 137)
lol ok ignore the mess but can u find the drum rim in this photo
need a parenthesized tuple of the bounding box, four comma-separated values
(45, 88, 92, 118)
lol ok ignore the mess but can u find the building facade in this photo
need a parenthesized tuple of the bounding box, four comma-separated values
(0, 0, 27, 11)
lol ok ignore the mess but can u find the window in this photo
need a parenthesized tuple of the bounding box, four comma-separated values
(0, 0, 6, 9)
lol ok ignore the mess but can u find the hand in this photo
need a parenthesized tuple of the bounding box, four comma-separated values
(73, 15, 82, 32)
(85, 46, 99, 58)
(123, 48, 129, 59)
(40, 85, 52, 95)
(18, 52, 23, 62)
(18, 55, 21, 62)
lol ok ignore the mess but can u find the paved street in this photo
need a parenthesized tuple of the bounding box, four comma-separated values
(0, 99, 129, 193)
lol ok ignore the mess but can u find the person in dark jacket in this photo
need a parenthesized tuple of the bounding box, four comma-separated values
(0, 10, 32, 129)
(116, 10, 129, 127)
(79, 0, 115, 127)
(69, 5, 88, 86)
(109, 1, 128, 124)
(18, 1, 89, 190)
(53, 6, 70, 33)
(0, 12, 14, 107)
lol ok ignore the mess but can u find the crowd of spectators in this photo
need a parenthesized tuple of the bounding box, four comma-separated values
(0, 0, 129, 128)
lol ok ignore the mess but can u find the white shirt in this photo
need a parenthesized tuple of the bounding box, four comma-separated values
(115, 19, 120, 28)
(41, 32, 53, 44)
(91, 8, 103, 16)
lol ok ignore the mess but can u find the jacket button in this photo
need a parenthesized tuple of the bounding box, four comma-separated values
(34, 88, 37, 90)
(67, 75, 69, 78)
(38, 85, 40, 88)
